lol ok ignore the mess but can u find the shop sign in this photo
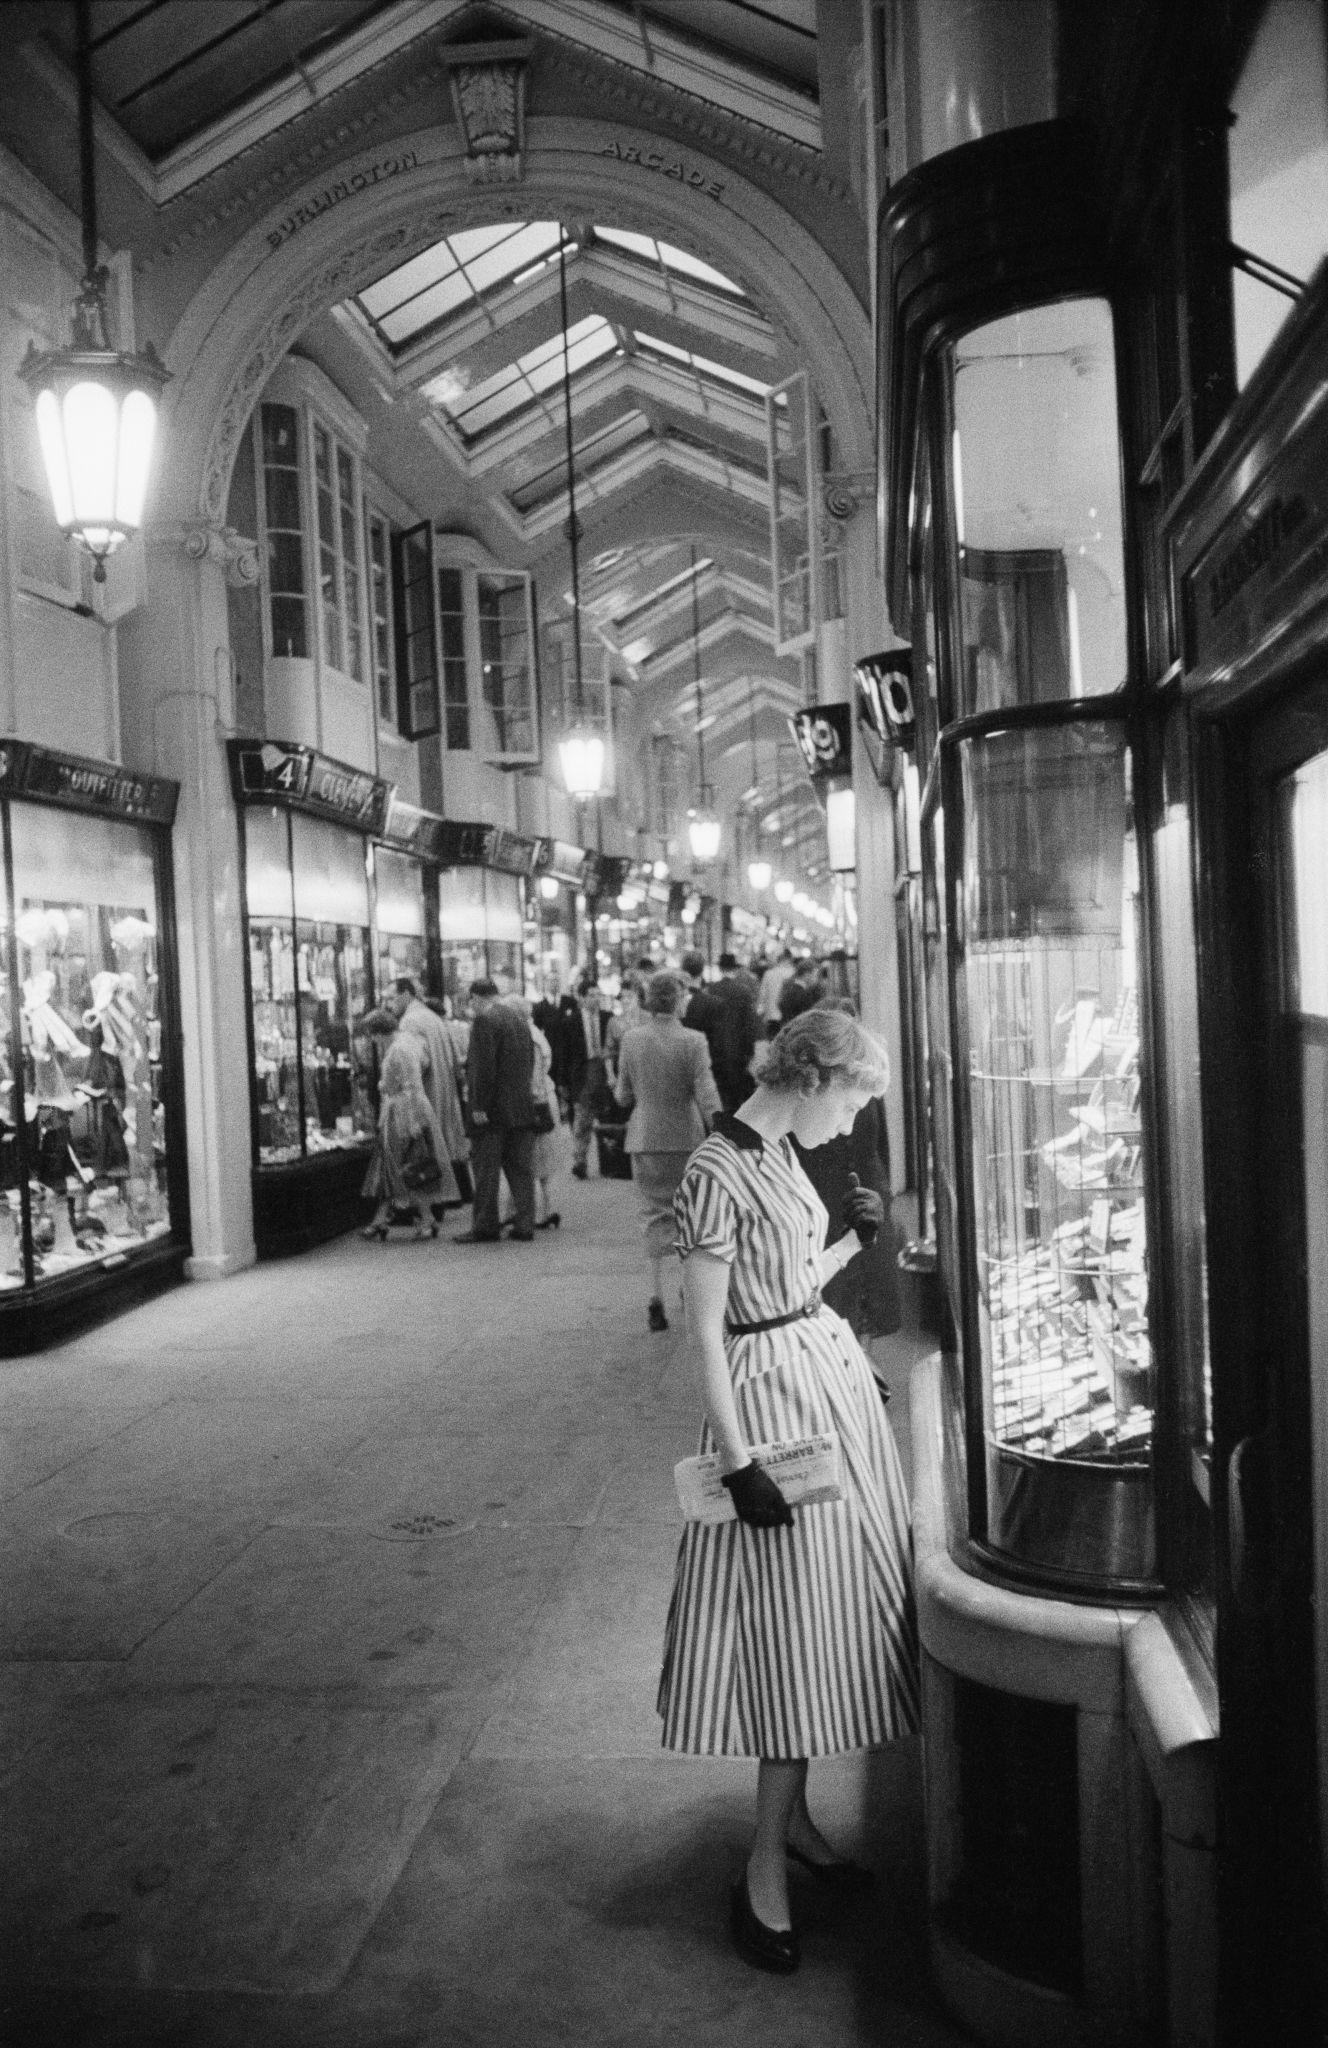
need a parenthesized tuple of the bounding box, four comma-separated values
(1178, 368, 1328, 685)
(436, 820, 494, 866)
(534, 836, 589, 884)
(488, 829, 538, 876)
(0, 741, 178, 825)
(788, 703, 853, 782)
(380, 795, 448, 860)
(228, 741, 392, 834)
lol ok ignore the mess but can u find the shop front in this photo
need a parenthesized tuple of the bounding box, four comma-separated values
(878, 120, 1220, 2047)
(0, 742, 187, 1350)
(231, 739, 388, 1256)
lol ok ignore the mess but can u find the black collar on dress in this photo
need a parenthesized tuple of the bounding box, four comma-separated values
(712, 1112, 765, 1155)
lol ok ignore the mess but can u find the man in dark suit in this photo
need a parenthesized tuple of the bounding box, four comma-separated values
(679, 949, 720, 1040)
(568, 970, 615, 1179)
(533, 972, 581, 1119)
(455, 978, 537, 1242)
(708, 951, 761, 1114)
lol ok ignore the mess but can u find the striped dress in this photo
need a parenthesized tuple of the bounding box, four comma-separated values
(658, 1118, 920, 1758)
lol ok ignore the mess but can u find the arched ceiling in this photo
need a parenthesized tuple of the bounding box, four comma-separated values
(10, 0, 857, 877)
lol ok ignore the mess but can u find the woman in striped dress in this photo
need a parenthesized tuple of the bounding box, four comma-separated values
(659, 1006, 919, 1975)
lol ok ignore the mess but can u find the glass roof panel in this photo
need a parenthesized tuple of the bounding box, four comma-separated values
(595, 225, 745, 296)
(378, 270, 473, 344)
(359, 240, 459, 320)
(633, 332, 770, 399)
(435, 316, 619, 440)
(353, 221, 564, 350)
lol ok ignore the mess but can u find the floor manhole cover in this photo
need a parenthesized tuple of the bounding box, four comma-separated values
(371, 1512, 473, 1542)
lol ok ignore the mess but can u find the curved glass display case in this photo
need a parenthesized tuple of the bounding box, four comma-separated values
(919, 293, 1159, 1591)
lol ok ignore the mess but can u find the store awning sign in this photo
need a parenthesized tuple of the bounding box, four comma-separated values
(788, 703, 853, 782)
(380, 795, 448, 860)
(534, 837, 590, 884)
(488, 829, 539, 876)
(229, 740, 392, 834)
(437, 820, 494, 866)
(0, 740, 178, 825)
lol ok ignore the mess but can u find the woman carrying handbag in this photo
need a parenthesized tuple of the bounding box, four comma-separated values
(358, 1010, 459, 1240)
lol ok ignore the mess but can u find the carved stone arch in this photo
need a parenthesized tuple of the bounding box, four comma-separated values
(156, 117, 871, 531)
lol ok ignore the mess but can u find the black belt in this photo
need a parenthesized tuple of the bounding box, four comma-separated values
(726, 1291, 821, 1338)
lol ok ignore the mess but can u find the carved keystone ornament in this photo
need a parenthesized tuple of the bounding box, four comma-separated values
(443, 39, 533, 186)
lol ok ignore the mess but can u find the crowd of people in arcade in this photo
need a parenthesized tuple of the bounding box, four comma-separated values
(351, 947, 901, 1349)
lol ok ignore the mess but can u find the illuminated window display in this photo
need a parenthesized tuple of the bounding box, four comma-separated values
(0, 744, 183, 1333)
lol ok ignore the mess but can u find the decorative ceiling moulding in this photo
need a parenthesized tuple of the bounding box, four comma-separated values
(170, 120, 871, 531)
(443, 39, 534, 186)
(199, 209, 458, 524)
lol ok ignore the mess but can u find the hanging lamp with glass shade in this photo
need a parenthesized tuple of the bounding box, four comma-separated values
(686, 545, 721, 862)
(553, 228, 605, 800)
(20, 0, 169, 583)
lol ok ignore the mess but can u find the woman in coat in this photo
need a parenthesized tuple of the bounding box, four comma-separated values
(358, 1011, 460, 1239)
(613, 969, 721, 1332)
(659, 1005, 918, 1976)
(506, 993, 565, 1230)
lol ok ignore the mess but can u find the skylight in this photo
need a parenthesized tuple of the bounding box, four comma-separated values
(508, 411, 654, 513)
(633, 331, 771, 400)
(593, 226, 746, 298)
(357, 222, 564, 350)
(423, 316, 619, 440)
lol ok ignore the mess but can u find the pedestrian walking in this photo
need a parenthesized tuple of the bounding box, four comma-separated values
(613, 969, 721, 1331)
(454, 979, 538, 1243)
(388, 978, 469, 1207)
(658, 1004, 919, 1975)
(507, 992, 565, 1231)
(568, 971, 614, 1180)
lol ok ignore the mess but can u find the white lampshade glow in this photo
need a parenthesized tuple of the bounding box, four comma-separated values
(747, 859, 772, 891)
(29, 364, 164, 579)
(825, 785, 857, 873)
(652, 859, 669, 880)
(774, 877, 795, 904)
(688, 811, 721, 862)
(559, 727, 605, 799)
(539, 875, 560, 901)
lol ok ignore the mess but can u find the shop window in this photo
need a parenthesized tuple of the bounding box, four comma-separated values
(366, 508, 396, 727)
(373, 845, 426, 995)
(957, 720, 1154, 1584)
(951, 300, 1127, 713)
(243, 806, 375, 1165)
(260, 404, 308, 659)
(6, 808, 172, 1282)
(438, 867, 524, 1004)
(1228, 0, 1328, 388)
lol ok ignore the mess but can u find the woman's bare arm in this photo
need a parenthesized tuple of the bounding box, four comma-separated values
(681, 1250, 748, 1472)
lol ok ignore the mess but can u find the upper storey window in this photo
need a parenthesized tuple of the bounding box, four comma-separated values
(950, 298, 1127, 716)
(255, 384, 370, 689)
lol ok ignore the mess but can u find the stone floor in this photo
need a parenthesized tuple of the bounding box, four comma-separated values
(0, 1168, 970, 2048)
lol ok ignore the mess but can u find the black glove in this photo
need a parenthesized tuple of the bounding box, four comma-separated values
(722, 1460, 794, 1528)
(842, 1170, 884, 1246)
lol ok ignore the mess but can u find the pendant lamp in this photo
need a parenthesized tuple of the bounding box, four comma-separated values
(20, 0, 169, 582)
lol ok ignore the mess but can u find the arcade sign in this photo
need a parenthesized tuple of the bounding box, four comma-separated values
(853, 647, 915, 755)
(788, 703, 853, 783)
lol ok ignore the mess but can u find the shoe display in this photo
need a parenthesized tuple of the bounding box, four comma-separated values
(729, 1873, 798, 1975)
(786, 1842, 876, 1891)
(571, 1161, 588, 1180)
(452, 1230, 500, 1244)
(647, 1297, 669, 1332)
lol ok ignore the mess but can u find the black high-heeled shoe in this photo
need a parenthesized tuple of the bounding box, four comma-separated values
(535, 1212, 560, 1230)
(729, 1872, 798, 1974)
(361, 1223, 389, 1242)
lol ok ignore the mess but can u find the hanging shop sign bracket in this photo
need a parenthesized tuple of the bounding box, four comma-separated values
(788, 703, 853, 783)
(0, 741, 178, 826)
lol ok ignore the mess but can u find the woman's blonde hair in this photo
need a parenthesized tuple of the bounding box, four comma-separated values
(760, 1004, 890, 1098)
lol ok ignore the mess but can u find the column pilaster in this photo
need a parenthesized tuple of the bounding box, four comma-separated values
(117, 521, 258, 1279)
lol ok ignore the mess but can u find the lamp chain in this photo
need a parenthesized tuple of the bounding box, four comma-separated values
(691, 543, 705, 792)
(73, 0, 110, 349)
(558, 231, 584, 722)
